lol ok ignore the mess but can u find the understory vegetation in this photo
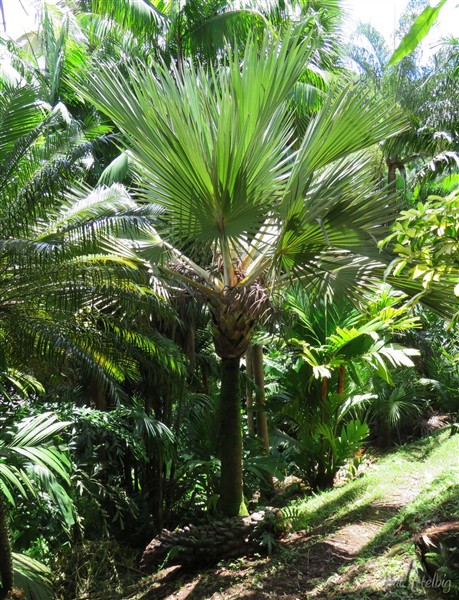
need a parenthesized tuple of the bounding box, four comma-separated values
(0, 0, 458, 598)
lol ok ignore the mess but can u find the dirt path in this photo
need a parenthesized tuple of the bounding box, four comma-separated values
(131, 435, 457, 600)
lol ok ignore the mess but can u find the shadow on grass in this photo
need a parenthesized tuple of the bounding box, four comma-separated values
(293, 477, 371, 531)
(385, 428, 452, 463)
(312, 477, 459, 598)
(361, 479, 459, 558)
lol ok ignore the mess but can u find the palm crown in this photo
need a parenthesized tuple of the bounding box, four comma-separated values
(74, 29, 411, 312)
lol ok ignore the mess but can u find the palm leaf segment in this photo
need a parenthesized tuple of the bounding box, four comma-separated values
(71, 28, 450, 357)
(0, 412, 71, 506)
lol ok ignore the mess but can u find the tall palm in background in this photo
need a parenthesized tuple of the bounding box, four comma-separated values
(347, 8, 459, 196)
(0, 77, 181, 405)
(87, 0, 344, 69)
(69, 25, 450, 516)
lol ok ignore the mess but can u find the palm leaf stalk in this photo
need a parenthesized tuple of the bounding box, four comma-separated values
(70, 27, 452, 516)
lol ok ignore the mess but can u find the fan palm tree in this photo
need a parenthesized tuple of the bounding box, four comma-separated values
(71, 27, 452, 516)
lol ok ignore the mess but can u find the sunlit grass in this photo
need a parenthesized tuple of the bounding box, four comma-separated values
(285, 428, 459, 598)
(290, 429, 458, 532)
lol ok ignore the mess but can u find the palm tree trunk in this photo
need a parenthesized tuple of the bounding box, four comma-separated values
(219, 357, 248, 517)
(0, 496, 13, 600)
(386, 157, 404, 195)
(245, 346, 255, 436)
(92, 376, 107, 411)
(144, 377, 168, 532)
(387, 160, 397, 193)
(252, 345, 269, 455)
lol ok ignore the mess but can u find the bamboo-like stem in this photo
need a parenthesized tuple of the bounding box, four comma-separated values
(337, 365, 345, 395)
(253, 345, 269, 454)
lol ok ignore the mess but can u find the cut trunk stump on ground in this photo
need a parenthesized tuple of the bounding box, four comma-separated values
(415, 521, 459, 582)
(140, 508, 285, 572)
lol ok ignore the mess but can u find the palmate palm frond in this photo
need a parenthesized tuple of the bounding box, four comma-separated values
(71, 26, 459, 317)
(366, 376, 425, 434)
(74, 31, 313, 251)
(72, 28, 409, 295)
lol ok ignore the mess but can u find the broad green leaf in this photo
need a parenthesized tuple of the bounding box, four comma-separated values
(387, 0, 448, 67)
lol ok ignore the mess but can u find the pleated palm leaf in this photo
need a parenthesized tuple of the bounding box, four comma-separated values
(71, 28, 452, 516)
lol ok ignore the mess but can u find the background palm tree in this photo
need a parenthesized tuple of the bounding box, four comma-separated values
(87, 0, 344, 70)
(0, 76, 181, 406)
(347, 4, 459, 197)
